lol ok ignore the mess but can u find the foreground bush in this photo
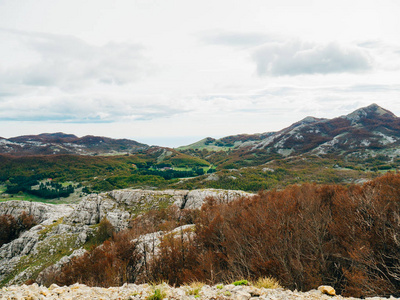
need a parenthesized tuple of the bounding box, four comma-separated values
(0, 212, 37, 247)
(56, 231, 141, 287)
(150, 173, 400, 297)
(54, 173, 400, 297)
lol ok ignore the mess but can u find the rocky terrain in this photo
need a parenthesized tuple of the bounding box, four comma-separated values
(0, 188, 252, 286)
(1, 282, 398, 300)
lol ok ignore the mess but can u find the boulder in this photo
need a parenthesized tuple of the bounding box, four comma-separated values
(318, 285, 336, 296)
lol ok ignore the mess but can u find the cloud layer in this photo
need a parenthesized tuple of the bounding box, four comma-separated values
(0, 26, 399, 137)
(201, 31, 373, 76)
(0, 29, 151, 88)
(253, 41, 372, 76)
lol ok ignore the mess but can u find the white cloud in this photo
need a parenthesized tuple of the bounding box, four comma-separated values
(0, 93, 190, 122)
(0, 29, 152, 89)
(200, 31, 374, 76)
(357, 39, 400, 71)
(252, 40, 372, 76)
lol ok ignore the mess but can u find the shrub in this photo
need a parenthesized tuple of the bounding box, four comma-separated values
(95, 217, 115, 244)
(253, 277, 282, 289)
(233, 280, 249, 286)
(0, 212, 37, 247)
(56, 230, 141, 287)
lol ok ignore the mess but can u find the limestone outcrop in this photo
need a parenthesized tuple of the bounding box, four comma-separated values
(0, 200, 73, 225)
(65, 188, 252, 230)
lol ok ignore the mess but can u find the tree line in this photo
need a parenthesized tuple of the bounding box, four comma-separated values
(5, 176, 75, 199)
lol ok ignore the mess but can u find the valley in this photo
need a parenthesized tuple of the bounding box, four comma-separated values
(0, 104, 398, 203)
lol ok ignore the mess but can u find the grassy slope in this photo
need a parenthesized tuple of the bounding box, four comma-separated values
(0, 151, 211, 197)
(171, 155, 384, 192)
(1, 146, 397, 203)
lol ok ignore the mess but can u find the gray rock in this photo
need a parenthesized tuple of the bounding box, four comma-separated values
(0, 200, 73, 224)
(185, 189, 252, 209)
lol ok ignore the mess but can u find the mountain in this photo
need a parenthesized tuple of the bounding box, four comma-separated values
(180, 104, 400, 168)
(0, 132, 149, 156)
(177, 133, 275, 151)
(248, 103, 399, 155)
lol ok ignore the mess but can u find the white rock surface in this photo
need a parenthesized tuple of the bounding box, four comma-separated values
(0, 283, 398, 300)
(0, 200, 73, 224)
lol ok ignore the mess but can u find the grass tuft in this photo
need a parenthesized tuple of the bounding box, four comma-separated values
(185, 281, 204, 296)
(146, 288, 166, 300)
(232, 279, 248, 286)
(253, 276, 282, 289)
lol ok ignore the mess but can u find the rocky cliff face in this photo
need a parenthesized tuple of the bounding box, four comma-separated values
(0, 188, 253, 286)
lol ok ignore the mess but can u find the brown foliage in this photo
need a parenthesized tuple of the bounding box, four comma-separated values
(0, 211, 37, 247)
(49, 173, 400, 297)
(147, 230, 200, 286)
(145, 173, 400, 297)
(56, 230, 142, 287)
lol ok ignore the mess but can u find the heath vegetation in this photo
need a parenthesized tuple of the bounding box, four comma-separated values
(30, 173, 400, 298)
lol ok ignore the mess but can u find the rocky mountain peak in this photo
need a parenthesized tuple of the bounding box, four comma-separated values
(344, 103, 396, 122)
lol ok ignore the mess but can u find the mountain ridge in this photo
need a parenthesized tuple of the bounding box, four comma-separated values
(0, 133, 149, 156)
(180, 103, 398, 152)
(178, 104, 400, 169)
(1, 104, 399, 161)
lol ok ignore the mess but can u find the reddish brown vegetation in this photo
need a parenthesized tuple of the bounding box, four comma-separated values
(0, 212, 36, 247)
(56, 231, 142, 287)
(150, 173, 400, 297)
(52, 206, 199, 288)
(54, 173, 400, 297)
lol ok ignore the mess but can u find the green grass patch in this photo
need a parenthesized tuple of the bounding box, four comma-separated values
(146, 286, 167, 300)
(38, 218, 64, 240)
(233, 280, 249, 286)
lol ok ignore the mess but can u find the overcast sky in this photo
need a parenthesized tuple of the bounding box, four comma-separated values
(1, 0, 400, 147)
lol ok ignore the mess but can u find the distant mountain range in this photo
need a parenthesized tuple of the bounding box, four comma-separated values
(0, 132, 148, 156)
(1, 103, 400, 196)
(1, 104, 399, 161)
(179, 103, 400, 167)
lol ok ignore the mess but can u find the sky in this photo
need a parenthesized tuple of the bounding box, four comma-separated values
(1, 0, 400, 147)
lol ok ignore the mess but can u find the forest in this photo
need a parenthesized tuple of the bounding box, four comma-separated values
(30, 172, 400, 298)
